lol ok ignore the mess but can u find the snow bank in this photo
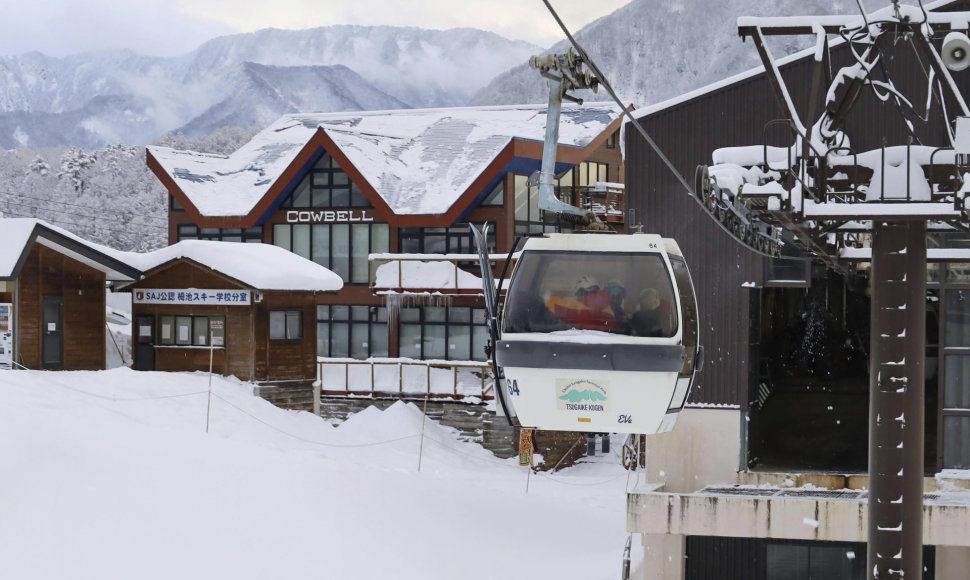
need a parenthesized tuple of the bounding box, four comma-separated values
(0, 368, 629, 580)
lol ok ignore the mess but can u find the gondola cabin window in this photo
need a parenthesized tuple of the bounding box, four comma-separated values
(503, 251, 677, 337)
(270, 310, 303, 341)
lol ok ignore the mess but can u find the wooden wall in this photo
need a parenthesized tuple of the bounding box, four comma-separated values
(16, 244, 106, 370)
(254, 292, 317, 384)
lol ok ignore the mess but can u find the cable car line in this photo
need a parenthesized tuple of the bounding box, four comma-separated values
(541, 0, 795, 261)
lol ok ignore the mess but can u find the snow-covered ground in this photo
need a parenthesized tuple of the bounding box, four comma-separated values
(0, 368, 636, 579)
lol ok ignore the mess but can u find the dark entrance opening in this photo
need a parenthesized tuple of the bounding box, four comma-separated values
(134, 315, 155, 371)
(42, 296, 63, 367)
(748, 268, 939, 473)
(685, 536, 936, 580)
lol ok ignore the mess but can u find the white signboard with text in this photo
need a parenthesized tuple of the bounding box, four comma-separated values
(0, 303, 13, 368)
(132, 289, 251, 306)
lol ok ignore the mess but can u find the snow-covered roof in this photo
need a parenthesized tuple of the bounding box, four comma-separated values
(149, 103, 622, 219)
(0, 218, 139, 282)
(116, 240, 343, 292)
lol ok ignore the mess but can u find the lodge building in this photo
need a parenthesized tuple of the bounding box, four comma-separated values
(149, 104, 625, 363)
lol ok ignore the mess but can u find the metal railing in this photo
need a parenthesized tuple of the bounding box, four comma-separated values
(317, 358, 494, 401)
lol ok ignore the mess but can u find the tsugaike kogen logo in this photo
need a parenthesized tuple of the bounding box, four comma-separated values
(556, 379, 610, 412)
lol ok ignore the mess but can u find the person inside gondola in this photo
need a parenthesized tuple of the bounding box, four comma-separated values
(545, 275, 618, 331)
(630, 287, 666, 337)
(604, 279, 631, 333)
(509, 288, 566, 333)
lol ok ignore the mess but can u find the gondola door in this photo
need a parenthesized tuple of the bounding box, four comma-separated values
(42, 296, 63, 368)
(134, 315, 155, 371)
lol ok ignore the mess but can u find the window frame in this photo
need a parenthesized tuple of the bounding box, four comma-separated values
(270, 309, 303, 341)
(177, 224, 262, 243)
(157, 314, 225, 347)
(273, 222, 389, 284)
(317, 304, 389, 359)
(397, 305, 488, 361)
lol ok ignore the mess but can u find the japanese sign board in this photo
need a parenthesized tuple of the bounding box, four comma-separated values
(0, 303, 12, 368)
(132, 289, 251, 306)
(518, 428, 534, 467)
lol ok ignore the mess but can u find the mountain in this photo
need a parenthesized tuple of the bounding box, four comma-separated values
(178, 63, 411, 138)
(471, 0, 853, 107)
(0, 27, 539, 147)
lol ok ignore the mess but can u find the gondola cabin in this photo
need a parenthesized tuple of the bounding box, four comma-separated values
(496, 233, 701, 434)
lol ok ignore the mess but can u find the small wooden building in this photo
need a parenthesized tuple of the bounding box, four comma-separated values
(0, 218, 139, 370)
(118, 240, 342, 384)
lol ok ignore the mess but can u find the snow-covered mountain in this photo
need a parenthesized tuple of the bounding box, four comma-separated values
(177, 62, 411, 138)
(471, 0, 852, 107)
(0, 26, 539, 147)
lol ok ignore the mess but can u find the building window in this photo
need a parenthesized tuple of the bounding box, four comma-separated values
(398, 223, 495, 255)
(513, 174, 574, 236)
(158, 315, 225, 346)
(170, 195, 184, 211)
(177, 224, 263, 243)
(270, 310, 302, 341)
(317, 305, 388, 359)
(273, 223, 389, 284)
(942, 286, 970, 468)
(578, 161, 608, 187)
(481, 181, 504, 207)
(606, 132, 616, 149)
(281, 152, 371, 209)
(398, 306, 488, 361)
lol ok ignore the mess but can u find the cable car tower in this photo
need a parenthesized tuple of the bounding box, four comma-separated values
(690, 3, 970, 578)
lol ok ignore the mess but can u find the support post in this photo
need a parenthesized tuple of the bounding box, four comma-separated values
(868, 220, 926, 580)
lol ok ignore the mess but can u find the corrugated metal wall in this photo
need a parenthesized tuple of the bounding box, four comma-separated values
(626, 5, 970, 407)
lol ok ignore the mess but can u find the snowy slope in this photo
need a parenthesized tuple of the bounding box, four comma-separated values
(0, 27, 539, 147)
(471, 0, 856, 107)
(0, 368, 633, 580)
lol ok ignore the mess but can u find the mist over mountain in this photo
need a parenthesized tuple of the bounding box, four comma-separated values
(471, 0, 851, 107)
(0, 26, 539, 148)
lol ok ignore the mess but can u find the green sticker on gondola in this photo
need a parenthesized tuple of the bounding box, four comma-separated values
(556, 379, 610, 412)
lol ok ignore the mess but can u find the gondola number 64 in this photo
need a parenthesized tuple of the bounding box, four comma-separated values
(508, 380, 520, 396)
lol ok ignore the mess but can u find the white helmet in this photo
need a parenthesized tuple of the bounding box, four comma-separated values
(574, 275, 600, 293)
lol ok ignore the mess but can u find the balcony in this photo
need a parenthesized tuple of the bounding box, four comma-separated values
(368, 252, 515, 296)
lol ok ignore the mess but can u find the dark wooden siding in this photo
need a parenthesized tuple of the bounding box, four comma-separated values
(627, 15, 970, 406)
(15, 244, 106, 370)
(254, 292, 317, 384)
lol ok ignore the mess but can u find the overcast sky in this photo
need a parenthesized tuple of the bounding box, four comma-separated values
(0, 0, 630, 58)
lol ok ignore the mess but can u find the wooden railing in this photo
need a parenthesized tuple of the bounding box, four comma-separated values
(581, 183, 625, 223)
(317, 358, 495, 401)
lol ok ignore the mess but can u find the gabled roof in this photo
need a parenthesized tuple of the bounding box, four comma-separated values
(115, 240, 343, 292)
(0, 218, 140, 282)
(148, 103, 623, 227)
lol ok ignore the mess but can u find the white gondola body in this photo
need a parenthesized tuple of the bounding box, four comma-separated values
(496, 233, 699, 435)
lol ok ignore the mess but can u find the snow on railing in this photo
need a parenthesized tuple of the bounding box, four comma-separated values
(368, 252, 515, 295)
(316, 357, 494, 402)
